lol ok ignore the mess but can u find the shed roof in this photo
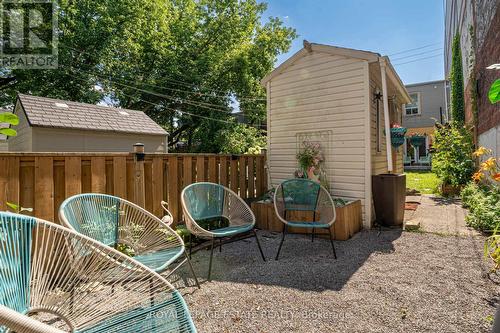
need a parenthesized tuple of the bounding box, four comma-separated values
(261, 42, 411, 103)
(16, 94, 168, 136)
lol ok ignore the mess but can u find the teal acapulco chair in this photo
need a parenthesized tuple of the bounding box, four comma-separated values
(273, 178, 337, 260)
(0, 211, 197, 333)
(181, 182, 266, 281)
(59, 193, 199, 288)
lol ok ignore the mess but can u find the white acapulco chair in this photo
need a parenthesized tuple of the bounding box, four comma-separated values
(181, 182, 266, 281)
(59, 193, 199, 288)
(0, 211, 197, 333)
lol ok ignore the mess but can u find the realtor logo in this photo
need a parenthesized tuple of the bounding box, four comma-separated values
(0, 0, 58, 69)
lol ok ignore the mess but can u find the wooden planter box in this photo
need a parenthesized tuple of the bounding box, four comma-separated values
(250, 199, 362, 241)
(441, 183, 462, 196)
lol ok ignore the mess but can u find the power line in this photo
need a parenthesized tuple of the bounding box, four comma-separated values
(58, 44, 266, 101)
(64, 70, 263, 129)
(61, 64, 264, 115)
(393, 53, 443, 66)
(387, 42, 441, 56)
(391, 47, 443, 61)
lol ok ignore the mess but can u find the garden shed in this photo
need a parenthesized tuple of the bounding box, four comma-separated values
(261, 42, 411, 227)
(8, 94, 168, 153)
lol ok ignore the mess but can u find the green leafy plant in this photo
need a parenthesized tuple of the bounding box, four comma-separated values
(6, 202, 33, 214)
(432, 123, 474, 187)
(0, 112, 19, 137)
(489, 79, 500, 104)
(462, 182, 500, 232)
(450, 33, 465, 124)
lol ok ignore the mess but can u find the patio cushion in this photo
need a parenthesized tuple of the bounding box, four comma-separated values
(210, 224, 254, 237)
(133, 246, 184, 273)
(286, 221, 330, 229)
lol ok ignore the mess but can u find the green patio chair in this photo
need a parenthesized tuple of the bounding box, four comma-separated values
(181, 182, 266, 281)
(419, 155, 431, 165)
(59, 193, 199, 288)
(274, 178, 337, 260)
(0, 211, 197, 333)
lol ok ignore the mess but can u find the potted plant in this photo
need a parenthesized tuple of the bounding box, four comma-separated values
(294, 141, 328, 189)
(389, 123, 407, 148)
(408, 133, 426, 147)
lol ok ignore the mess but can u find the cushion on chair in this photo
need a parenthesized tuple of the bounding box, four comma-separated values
(210, 224, 254, 237)
(133, 246, 184, 273)
(286, 221, 330, 229)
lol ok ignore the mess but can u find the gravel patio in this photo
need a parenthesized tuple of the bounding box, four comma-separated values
(172, 229, 498, 332)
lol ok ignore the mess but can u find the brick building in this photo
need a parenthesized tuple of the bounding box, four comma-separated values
(444, 0, 500, 155)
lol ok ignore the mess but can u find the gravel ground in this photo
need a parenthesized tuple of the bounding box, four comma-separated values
(172, 229, 499, 333)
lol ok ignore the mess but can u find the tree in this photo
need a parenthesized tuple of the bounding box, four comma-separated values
(1, 0, 296, 153)
(450, 33, 465, 124)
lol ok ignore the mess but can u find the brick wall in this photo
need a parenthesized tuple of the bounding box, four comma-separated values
(474, 5, 500, 135)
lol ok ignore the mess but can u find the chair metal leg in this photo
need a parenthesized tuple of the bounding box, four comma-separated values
(253, 229, 266, 261)
(328, 227, 337, 259)
(312, 228, 315, 242)
(275, 224, 287, 260)
(184, 250, 200, 289)
(189, 233, 193, 259)
(219, 238, 222, 253)
(207, 238, 215, 281)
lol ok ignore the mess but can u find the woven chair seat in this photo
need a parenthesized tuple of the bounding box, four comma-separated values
(0, 212, 197, 333)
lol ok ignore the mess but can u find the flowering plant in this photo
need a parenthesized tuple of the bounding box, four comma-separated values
(472, 147, 500, 183)
(294, 141, 328, 189)
(296, 141, 323, 172)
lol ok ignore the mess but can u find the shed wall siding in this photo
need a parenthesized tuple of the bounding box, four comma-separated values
(9, 104, 32, 151)
(267, 52, 368, 222)
(31, 128, 167, 153)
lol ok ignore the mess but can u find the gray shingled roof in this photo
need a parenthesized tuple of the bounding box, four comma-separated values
(17, 94, 168, 136)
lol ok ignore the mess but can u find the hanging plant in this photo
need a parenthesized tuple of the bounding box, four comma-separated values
(408, 133, 426, 147)
(389, 123, 407, 148)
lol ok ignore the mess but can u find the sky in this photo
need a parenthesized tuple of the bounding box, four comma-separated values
(263, 0, 445, 85)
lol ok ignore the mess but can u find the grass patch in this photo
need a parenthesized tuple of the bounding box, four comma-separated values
(405, 171, 441, 195)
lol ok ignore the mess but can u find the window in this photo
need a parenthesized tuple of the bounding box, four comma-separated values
(405, 93, 420, 115)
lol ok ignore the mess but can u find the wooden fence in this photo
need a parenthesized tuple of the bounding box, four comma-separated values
(0, 152, 267, 225)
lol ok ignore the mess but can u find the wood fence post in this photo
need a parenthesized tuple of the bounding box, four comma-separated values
(133, 143, 146, 208)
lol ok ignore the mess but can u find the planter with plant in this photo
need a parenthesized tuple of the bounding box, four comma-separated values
(294, 141, 328, 189)
(388, 123, 407, 148)
(408, 133, 426, 147)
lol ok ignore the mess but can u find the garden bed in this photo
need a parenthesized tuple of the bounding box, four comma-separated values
(250, 199, 362, 240)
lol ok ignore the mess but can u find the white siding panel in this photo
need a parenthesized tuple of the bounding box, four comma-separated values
(9, 104, 32, 151)
(267, 51, 369, 225)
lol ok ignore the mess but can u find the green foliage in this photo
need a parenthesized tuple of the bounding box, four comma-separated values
(0, 112, 20, 137)
(6, 202, 33, 214)
(461, 182, 500, 231)
(432, 124, 474, 186)
(489, 79, 500, 104)
(450, 34, 465, 124)
(194, 122, 266, 154)
(1, 0, 296, 153)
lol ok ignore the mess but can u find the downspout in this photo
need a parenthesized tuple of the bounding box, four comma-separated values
(379, 58, 393, 173)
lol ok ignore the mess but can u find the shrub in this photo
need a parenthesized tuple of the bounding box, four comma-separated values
(450, 33, 465, 124)
(462, 182, 500, 231)
(432, 124, 474, 187)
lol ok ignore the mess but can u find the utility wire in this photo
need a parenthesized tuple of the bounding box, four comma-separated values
(393, 53, 443, 66)
(65, 70, 263, 129)
(59, 44, 266, 101)
(58, 62, 265, 114)
(61, 64, 265, 115)
(391, 47, 443, 61)
(387, 42, 441, 56)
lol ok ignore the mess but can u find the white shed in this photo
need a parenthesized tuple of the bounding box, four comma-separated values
(8, 94, 168, 153)
(261, 42, 411, 228)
